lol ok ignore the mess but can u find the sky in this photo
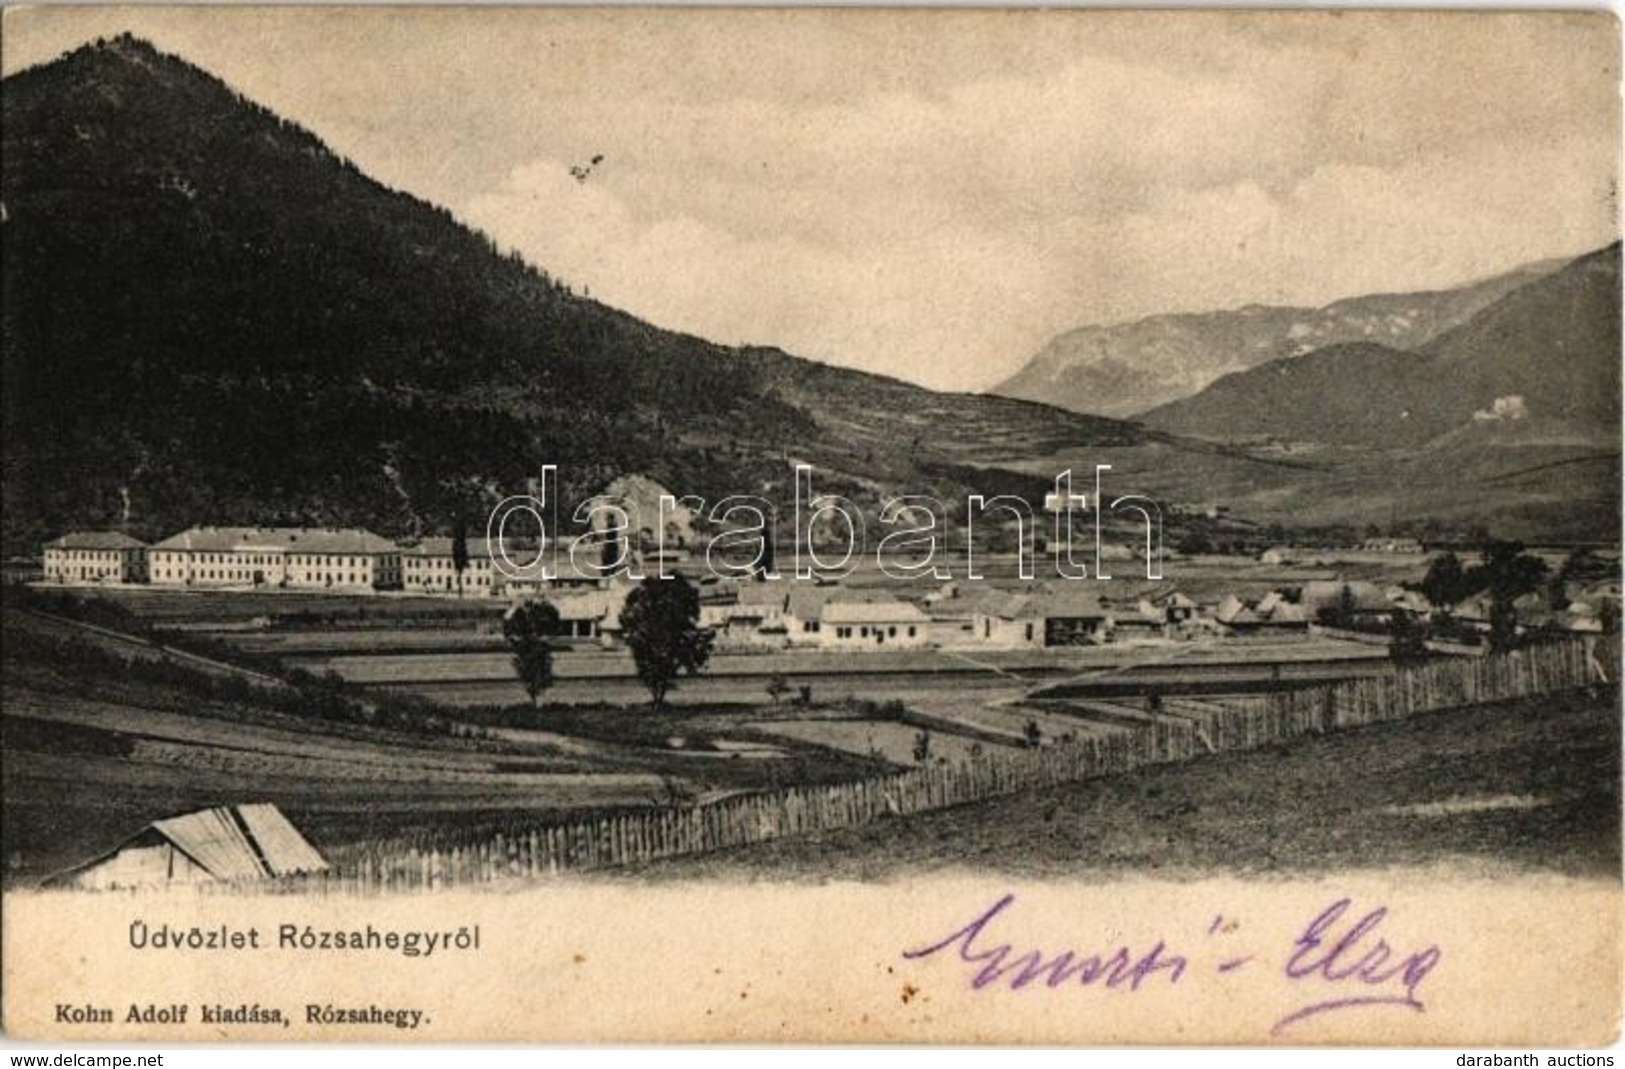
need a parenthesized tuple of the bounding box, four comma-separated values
(4, 7, 1619, 392)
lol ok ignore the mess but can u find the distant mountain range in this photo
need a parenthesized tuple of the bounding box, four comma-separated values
(0, 35, 1142, 554)
(1140, 244, 1621, 450)
(994, 260, 1566, 419)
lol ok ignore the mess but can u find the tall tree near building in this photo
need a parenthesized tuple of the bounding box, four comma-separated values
(451, 519, 470, 597)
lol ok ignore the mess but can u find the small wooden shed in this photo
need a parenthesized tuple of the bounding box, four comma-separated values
(54, 804, 328, 890)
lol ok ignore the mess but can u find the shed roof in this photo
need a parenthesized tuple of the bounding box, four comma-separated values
(154, 804, 328, 879)
(408, 536, 511, 558)
(56, 804, 328, 885)
(152, 527, 400, 555)
(821, 599, 930, 625)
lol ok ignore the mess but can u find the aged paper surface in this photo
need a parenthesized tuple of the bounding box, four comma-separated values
(4, 878, 1624, 1044)
(1, 5, 1620, 1046)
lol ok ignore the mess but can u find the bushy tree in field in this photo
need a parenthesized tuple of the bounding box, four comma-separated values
(503, 600, 562, 708)
(1421, 552, 1469, 614)
(620, 574, 715, 709)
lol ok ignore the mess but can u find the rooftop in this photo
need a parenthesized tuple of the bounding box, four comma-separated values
(821, 598, 930, 625)
(45, 531, 147, 550)
(151, 526, 401, 555)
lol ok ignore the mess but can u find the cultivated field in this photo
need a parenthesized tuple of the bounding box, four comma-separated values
(17, 574, 1598, 890)
(0, 607, 901, 883)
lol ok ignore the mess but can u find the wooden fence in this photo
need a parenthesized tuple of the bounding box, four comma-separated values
(225, 636, 1609, 895)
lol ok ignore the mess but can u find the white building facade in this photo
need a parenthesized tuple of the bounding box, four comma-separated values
(42, 532, 148, 584)
(819, 599, 932, 649)
(148, 527, 402, 590)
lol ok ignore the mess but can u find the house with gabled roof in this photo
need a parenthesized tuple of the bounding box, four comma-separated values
(820, 597, 931, 649)
(699, 581, 794, 649)
(1033, 589, 1114, 646)
(969, 591, 1044, 648)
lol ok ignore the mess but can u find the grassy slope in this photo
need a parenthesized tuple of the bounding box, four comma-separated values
(618, 688, 1622, 882)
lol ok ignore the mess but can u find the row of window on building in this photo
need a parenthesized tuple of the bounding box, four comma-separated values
(42, 527, 450, 592)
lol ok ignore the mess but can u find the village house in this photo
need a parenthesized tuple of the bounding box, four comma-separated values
(1108, 597, 1168, 639)
(524, 582, 634, 647)
(969, 591, 1045, 649)
(1360, 537, 1425, 554)
(1253, 589, 1311, 629)
(782, 586, 846, 645)
(819, 597, 931, 650)
(1213, 593, 1259, 629)
(42, 531, 148, 584)
(1556, 601, 1607, 634)
(1032, 590, 1114, 646)
(1385, 585, 1433, 616)
(148, 527, 402, 591)
(1149, 590, 1200, 624)
(1213, 590, 1311, 632)
(51, 804, 326, 891)
(1453, 593, 1496, 633)
(699, 582, 795, 650)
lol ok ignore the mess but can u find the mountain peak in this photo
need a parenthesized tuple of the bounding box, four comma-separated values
(1138, 242, 1620, 450)
(993, 256, 1571, 419)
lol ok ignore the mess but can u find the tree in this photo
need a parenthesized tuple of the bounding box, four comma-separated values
(1421, 552, 1468, 615)
(1317, 583, 1358, 628)
(1475, 540, 1550, 652)
(503, 600, 561, 708)
(600, 525, 625, 576)
(1601, 600, 1621, 635)
(912, 730, 932, 764)
(1176, 522, 1214, 556)
(620, 574, 715, 709)
(1388, 609, 1429, 663)
(1559, 547, 1602, 583)
(765, 673, 791, 706)
(450, 520, 470, 597)
(1488, 598, 1520, 653)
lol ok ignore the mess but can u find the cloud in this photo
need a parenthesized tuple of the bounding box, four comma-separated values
(9, 9, 1618, 391)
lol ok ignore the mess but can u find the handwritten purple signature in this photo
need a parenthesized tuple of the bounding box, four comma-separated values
(902, 893, 1442, 1036)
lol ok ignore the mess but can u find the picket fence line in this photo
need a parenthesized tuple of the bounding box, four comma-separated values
(224, 636, 1605, 895)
